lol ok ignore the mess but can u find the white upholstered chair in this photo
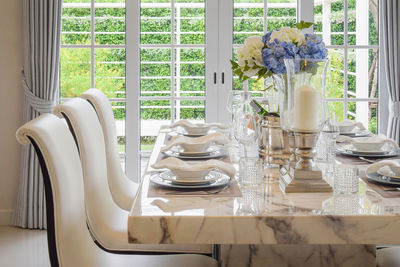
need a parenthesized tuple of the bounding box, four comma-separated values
(377, 247, 400, 267)
(16, 114, 217, 267)
(81, 88, 138, 212)
(53, 98, 211, 254)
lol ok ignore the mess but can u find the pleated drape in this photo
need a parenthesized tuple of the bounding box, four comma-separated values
(13, 0, 62, 229)
(381, 0, 400, 143)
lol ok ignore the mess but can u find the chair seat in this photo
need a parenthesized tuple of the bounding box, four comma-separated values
(377, 247, 400, 267)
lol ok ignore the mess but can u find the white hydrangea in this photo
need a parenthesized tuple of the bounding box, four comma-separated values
(270, 27, 305, 45)
(237, 36, 264, 77)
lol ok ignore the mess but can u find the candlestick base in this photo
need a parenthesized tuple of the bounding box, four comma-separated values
(279, 132, 332, 193)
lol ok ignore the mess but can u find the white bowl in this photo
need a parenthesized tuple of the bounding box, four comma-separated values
(181, 142, 211, 152)
(183, 125, 210, 136)
(351, 138, 386, 151)
(339, 125, 356, 133)
(170, 169, 212, 180)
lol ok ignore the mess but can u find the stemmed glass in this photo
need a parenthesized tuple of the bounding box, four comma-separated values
(233, 92, 258, 158)
(318, 102, 340, 162)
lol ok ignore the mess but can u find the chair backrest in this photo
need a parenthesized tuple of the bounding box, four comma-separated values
(53, 98, 126, 249)
(80, 88, 137, 211)
(16, 114, 99, 267)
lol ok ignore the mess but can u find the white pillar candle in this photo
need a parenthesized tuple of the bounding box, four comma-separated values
(293, 85, 319, 131)
(243, 80, 249, 93)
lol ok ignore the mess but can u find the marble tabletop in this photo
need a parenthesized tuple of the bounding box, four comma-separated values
(128, 130, 400, 245)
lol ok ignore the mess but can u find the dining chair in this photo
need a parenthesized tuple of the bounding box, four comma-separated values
(81, 88, 138, 212)
(53, 98, 211, 254)
(15, 114, 217, 267)
(377, 247, 400, 267)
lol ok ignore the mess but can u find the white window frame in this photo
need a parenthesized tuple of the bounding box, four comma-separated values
(126, 0, 219, 181)
(313, 0, 379, 128)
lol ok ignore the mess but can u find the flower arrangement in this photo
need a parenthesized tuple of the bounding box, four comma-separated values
(231, 21, 328, 82)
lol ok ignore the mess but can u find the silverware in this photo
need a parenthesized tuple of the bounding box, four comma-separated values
(358, 157, 377, 164)
(384, 187, 400, 191)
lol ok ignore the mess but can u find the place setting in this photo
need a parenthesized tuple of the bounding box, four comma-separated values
(337, 119, 371, 137)
(160, 131, 230, 160)
(362, 159, 400, 198)
(168, 119, 229, 137)
(147, 157, 241, 197)
(336, 134, 400, 159)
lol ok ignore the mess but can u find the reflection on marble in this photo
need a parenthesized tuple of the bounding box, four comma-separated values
(128, 132, 400, 245)
(221, 244, 375, 267)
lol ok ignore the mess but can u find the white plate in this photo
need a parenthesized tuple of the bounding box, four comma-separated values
(163, 148, 228, 159)
(342, 144, 390, 155)
(159, 170, 220, 185)
(377, 166, 400, 180)
(169, 145, 220, 156)
(340, 130, 370, 137)
(150, 171, 230, 189)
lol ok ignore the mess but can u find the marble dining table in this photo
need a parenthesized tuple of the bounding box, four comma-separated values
(128, 129, 400, 267)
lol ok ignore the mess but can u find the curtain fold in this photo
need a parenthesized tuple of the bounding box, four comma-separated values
(13, 0, 62, 229)
(381, 0, 400, 143)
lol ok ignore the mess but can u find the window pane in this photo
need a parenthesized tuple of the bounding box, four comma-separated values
(326, 49, 344, 99)
(175, 3, 205, 45)
(62, 6, 91, 45)
(233, 0, 263, 45)
(348, 0, 379, 45)
(95, 5, 126, 45)
(266, 1, 296, 31)
(95, 48, 126, 96)
(347, 101, 378, 133)
(141, 5, 171, 44)
(60, 48, 91, 98)
(175, 99, 205, 121)
(315, 0, 344, 45)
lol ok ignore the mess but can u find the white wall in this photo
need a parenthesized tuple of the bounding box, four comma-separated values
(0, 0, 23, 225)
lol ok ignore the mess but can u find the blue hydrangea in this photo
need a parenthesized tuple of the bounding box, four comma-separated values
(262, 40, 300, 74)
(261, 31, 328, 74)
(298, 34, 328, 59)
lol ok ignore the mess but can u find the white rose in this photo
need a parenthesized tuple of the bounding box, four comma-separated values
(237, 36, 264, 77)
(270, 27, 305, 45)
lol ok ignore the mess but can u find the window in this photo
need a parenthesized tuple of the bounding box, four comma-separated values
(60, 0, 381, 177)
(314, 0, 379, 133)
(61, 0, 127, 169)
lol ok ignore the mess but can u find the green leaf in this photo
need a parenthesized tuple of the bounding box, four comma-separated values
(296, 20, 314, 30)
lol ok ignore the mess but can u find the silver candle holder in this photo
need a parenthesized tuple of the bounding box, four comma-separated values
(280, 132, 332, 193)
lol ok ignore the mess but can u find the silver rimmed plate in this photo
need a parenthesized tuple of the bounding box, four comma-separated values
(159, 170, 220, 185)
(150, 171, 230, 189)
(169, 145, 220, 156)
(337, 147, 400, 158)
(340, 144, 391, 155)
(377, 166, 400, 180)
(340, 130, 371, 137)
(366, 171, 400, 186)
(162, 148, 228, 159)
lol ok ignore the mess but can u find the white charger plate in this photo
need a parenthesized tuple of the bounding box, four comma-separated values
(163, 147, 228, 159)
(377, 166, 400, 180)
(151, 171, 230, 189)
(159, 170, 220, 185)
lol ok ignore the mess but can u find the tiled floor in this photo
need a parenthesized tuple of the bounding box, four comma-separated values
(0, 226, 51, 267)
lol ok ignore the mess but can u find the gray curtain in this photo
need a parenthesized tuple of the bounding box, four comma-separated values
(13, 0, 62, 229)
(381, 0, 400, 143)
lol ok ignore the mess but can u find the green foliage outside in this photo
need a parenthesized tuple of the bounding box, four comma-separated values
(61, 0, 378, 135)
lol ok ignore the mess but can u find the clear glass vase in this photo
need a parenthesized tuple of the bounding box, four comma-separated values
(281, 58, 329, 133)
